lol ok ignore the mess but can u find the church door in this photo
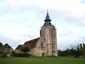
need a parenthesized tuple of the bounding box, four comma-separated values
(42, 53, 44, 56)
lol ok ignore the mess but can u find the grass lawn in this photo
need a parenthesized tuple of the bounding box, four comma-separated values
(0, 56, 85, 64)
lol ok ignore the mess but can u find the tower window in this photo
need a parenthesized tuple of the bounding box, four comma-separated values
(41, 42, 43, 48)
(40, 30, 42, 36)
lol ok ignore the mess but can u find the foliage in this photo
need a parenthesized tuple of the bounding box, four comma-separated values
(0, 42, 5, 57)
(1, 53, 7, 58)
(21, 45, 30, 53)
(11, 46, 30, 57)
(11, 51, 15, 56)
(58, 43, 85, 58)
(0, 42, 4, 47)
(12, 52, 30, 57)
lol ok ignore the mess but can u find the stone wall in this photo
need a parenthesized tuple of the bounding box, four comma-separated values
(30, 25, 58, 56)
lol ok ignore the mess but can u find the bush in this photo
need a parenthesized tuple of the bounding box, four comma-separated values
(1, 53, 7, 57)
(12, 53, 31, 57)
(21, 45, 30, 53)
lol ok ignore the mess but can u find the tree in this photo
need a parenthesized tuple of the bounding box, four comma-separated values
(21, 45, 30, 53)
(0, 42, 4, 54)
(0, 42, 4, 47)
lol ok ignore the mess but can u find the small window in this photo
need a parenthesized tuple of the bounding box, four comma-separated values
(41, 42, 43, 48)
(40, 30, 41, 36)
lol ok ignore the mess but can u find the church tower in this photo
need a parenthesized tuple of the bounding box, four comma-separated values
(40, 11, 58, 56)
(23, 11, 58, 56)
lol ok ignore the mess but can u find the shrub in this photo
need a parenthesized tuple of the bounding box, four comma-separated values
(21, 45, 30, 53)
(12, 53, 31, 57)
(1, 53, 7, 57)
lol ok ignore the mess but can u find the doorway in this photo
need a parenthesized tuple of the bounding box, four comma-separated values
(42, 53, 44, 56)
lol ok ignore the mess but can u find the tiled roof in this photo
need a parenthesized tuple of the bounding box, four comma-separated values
(24, 37, 39, 49)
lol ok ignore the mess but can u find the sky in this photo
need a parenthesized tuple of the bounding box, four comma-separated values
(0, 0, 85, 50)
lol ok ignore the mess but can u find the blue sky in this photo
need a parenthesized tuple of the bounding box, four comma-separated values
(0, 0, 85, 50)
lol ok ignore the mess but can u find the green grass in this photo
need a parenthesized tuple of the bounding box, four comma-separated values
(0, 56, 85, 64)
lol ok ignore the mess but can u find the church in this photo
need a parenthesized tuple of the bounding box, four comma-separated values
(15, 11, 58, 56)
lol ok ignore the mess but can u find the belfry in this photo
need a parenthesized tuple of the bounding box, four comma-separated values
(39, 11, 58, 56)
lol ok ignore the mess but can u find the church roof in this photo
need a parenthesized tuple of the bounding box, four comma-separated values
(24, 38, 39, 49)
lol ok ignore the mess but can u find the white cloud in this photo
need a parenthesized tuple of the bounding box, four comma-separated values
(0, 2, 6, 6)
(0, 0, 85, 49)
(0, 22, 39, 39)
(6, 0, 85, 20)
(8, 13, 16, 18)
(7, 0, 35, 6)
(0, 22, 40, 49)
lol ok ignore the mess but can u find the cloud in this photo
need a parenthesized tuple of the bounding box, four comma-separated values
(1, 0, 85, 21)
(8, 13, 16, 18)
(7, 0, 35, 6)
(0, 23, 34, 38)
(0, 22, 39, 49)
(0, 0, 85, 50)
(80, 0, 85, 3)
(0, 2, 5, 6)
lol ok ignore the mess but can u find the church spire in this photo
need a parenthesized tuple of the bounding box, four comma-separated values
(44, 10, 51, 26)
(44, 10, 51, 21)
